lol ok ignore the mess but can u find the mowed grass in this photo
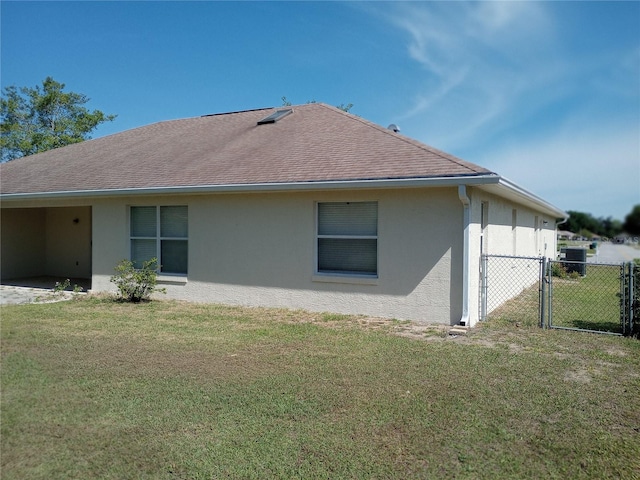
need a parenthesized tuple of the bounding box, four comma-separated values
(550, 265, 622, 333)
(488, 264, 625, 334)
(2, 297, 639, 479)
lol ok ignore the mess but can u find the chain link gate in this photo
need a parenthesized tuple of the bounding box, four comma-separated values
(547, 260, 627, 335)
(481, 254, 635, 336)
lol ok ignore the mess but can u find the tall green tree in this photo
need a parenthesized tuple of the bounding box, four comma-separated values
(565, 210, 600, 235)
(1, 77, 116, 162)
(623, 205, 640, 235)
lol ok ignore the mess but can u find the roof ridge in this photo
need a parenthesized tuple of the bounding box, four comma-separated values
(310, 103, 492, 175)
(200, 107, 274, 117)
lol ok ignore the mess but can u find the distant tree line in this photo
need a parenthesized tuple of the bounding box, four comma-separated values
(565, 205, 640, 238)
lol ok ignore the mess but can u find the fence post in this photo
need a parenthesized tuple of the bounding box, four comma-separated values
(629, 262, 635, 336)
(621, 263, 627, 335)
(548, 260, 554, 329)
(480, 254, 488, 322)
(539, 257, 546, 329)
(621, 262, 634, 336)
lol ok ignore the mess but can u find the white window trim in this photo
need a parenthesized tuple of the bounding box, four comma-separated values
(313, 201, 379, 284)
(129, 205, 188, 277)
(312, 272, 379, 285)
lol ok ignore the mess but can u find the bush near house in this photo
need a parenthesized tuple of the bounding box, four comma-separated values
(110, 258, 165, 302)
(550, 262, 581, 280)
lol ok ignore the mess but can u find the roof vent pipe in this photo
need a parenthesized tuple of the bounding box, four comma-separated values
(387, 124, 400, 133)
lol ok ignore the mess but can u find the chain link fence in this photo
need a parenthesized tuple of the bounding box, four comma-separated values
(547, 260, 624, 334)
(481, 254, 637, 336)
(480, 255, 543, 327)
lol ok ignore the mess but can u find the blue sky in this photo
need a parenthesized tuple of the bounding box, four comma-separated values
(2, 1, 639, 221)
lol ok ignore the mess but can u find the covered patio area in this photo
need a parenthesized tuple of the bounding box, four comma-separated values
(1, 206, 92, 290)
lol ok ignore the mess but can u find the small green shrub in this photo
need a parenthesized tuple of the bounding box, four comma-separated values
(551, 263, 568, 279)
(550, 263, 582, 280)
(53, 279, 71, 295)
(110, 258, 166, 303)
(53, 279, 83, 297)
(568, 270, 582, 280)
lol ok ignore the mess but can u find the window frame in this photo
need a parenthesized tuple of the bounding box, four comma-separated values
(314, 201, 379, 281)
(129, 205, 188, 276)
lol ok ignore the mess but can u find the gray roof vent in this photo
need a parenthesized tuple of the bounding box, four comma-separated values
(387, 124, 400, 133)
(257, 108, 293, 125)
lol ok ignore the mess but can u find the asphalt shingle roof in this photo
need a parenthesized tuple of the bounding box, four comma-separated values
(0, 103, 494, 195)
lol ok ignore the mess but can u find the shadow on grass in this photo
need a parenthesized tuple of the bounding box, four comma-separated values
(554, 318, 621, 334)
(486, 280, 623, 334)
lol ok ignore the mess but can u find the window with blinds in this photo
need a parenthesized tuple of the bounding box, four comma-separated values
(130, 206, 188, 274)
(317, 201, 378, 276)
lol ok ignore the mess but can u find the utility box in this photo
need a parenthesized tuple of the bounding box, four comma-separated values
(565, 247, 587, 276)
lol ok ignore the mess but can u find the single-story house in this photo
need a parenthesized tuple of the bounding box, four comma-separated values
(0, 103, 566, 326)
(558, 230, 577, 241)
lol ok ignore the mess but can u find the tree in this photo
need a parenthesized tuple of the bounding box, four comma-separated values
(600, 216, 623, 239)
(623, 205, 640, 235)
(564, 210, 623, 239)
(565, 210, 600, 235)
(1, 77, 116, 162)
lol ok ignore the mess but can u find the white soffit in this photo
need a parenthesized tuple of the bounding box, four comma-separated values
(477, 177, 567, 220)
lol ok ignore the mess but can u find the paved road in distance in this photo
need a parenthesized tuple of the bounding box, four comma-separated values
(588, 242, 640, 264)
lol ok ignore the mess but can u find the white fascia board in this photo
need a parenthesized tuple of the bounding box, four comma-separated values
(0, 174, 566, 220)
(478, 176, 568, 220)
(0, 174, 501, 202)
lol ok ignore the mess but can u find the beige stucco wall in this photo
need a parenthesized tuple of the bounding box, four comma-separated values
(1, 185, 560, 327)
(467, 188, 558, 323)
(45, 207, 92, 279)
(0, 208, 46, 279)
(90, 188, 464, 324)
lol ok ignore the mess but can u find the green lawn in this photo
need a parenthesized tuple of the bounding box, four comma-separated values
(549, 264, 622, 333)
(487, 264, 625, 334)
(2, 297, 639, 479)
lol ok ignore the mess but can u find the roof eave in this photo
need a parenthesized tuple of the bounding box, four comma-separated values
(478, 176, 568, 220)
(0, 174, 499, 201)
(1, 174, 567, 220)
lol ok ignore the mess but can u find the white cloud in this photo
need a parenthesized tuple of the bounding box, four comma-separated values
(478, 124, 640, 220)
(385, 2, 556, 123)
(367, 2, 639, 219)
